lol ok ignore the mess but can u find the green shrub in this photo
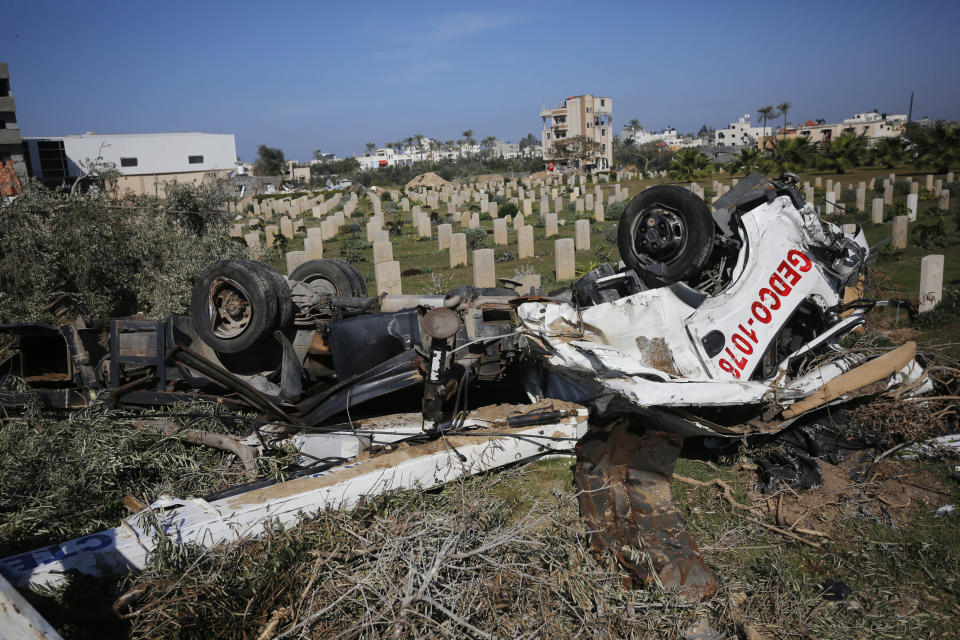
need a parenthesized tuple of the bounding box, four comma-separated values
(499, 202, 519, 217)
(494, 248, 517, 263)
(0, 176, 244, 321)
(466, 228, 488, 250)
(914, 288, 960, 329)
(339, 237, 369, 263)
(606, 200, 628, 221)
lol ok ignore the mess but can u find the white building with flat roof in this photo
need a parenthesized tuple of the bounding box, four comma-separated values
(714, 115, 765, 148)
(24, 132, 236, 195)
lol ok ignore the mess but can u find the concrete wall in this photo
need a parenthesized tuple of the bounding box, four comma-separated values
(114, 169, 233, 196)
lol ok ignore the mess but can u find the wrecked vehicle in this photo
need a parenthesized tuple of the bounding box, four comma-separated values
(0, 172, 935, 608)
(1, 172, 927, 431)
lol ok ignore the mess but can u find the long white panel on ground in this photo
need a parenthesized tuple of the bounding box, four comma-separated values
(0, 411, 587, 589)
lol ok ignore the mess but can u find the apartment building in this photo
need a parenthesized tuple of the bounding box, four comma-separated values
(713, 114, 765, 148)
(24, 132, 237, 195)
(540, 94, 613, 171)
(0, 63, 27, 181)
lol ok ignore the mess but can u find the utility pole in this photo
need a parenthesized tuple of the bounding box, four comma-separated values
(906, 92, 914, 139)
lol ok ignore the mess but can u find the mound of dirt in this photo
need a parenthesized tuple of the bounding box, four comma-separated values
(471, 174, 505, 184)
(528, 171, 549, 181)
(755, 458, 951, 536)
(405, 172, 450, 189)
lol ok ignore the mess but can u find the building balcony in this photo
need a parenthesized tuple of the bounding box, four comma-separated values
(0, 95, 14, 113)
(0, 127, 22, 145)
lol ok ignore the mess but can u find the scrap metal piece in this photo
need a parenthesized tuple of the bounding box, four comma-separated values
(575, 420, 719, 599)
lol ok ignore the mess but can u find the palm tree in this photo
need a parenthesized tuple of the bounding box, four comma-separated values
(777, 102, 793, 133)
(817, 133, 868, 174)
(627, 118, 642, 132)
(912, 121, 960, 173)
(669, 148, 711, 181)
(727, 147, 771, 176)
(481, 135, 497, 158)
(462, 129, 476, 147)
(870, 137, 906, 169)
(757, 106, 777, 147)
(364, 142, 377, 156)
(771, 137, 814, 173)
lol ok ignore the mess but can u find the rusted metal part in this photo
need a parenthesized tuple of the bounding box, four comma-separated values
(575, 420, 719, 599)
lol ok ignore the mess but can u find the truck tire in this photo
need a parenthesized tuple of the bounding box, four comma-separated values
(617, 185, 715, 287)
(190, 260, 279, 354)
(245, 260, 294, 330)
(324, 259, 368, 297)
(290, 259, 366, 297)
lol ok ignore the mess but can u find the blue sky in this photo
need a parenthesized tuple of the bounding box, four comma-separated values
(4, 0, 959, 162)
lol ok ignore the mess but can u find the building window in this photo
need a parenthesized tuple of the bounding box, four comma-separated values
(601, 129, 606, 136)
(120, 157, 138, 167)
(188, 155, 204, 164)
(600, 99, 605, 107)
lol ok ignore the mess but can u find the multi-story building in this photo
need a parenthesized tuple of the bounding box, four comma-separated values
(0, 63, 27, 181)
(540, 94, 613, 171)
(713, 115, 765, 148)
(23, 131, 237, 195)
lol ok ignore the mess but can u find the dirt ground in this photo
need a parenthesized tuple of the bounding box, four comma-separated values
(753, 458, 952, 537)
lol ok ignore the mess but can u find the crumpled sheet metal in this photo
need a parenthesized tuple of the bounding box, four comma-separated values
(575, 421, 719, 599)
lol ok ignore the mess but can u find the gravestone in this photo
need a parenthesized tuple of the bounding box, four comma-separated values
(555, 239, 575, 281)
(493, 218, 508, 245)
(871, 198, 884, 224)
(285, 251, 307, 275)
(280, 216, 294, 239)
(892, 216, 908, 249)
(371, 230, 389, 244)
(373, 240, 393, 264)
(575, 219, 590, 251)
(544, 213, 558, 238)
(594, 200, 604, 222)
(243, 231, 260, 250)
(938, 189, 949, 210)
(919, 255, 944, 313)
(517, 226, 534, 259)
(907, 193, 919, 221)
(856, 184, 865, 212)
(438, 223, 452, 250)
(265, 224, 279, 247)
(304, 236, 323, 260)
(374, 260, 402, 295)
(883, 182, 893, 206)
(450, 233, 467, 268)
(417, 215, 431, 238)
(472, 249, 496, 288)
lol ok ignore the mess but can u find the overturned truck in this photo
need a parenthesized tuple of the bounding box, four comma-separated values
(0, 173, 932, 611)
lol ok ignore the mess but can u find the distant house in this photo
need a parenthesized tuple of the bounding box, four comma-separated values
(23, 131, 237, 195)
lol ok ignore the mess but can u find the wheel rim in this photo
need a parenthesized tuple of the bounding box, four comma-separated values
(208, 277, 253, 339)
(632, 205, 687, 264)
(301, 274, 340, 296)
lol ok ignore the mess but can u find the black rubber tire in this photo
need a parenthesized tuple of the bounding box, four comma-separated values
(190, 259, 279, 354)
(289, 259, 357, 296)
(245, 260, 294, 330)
(324, 259, 368, 297)
(617, 185, 715, 287)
